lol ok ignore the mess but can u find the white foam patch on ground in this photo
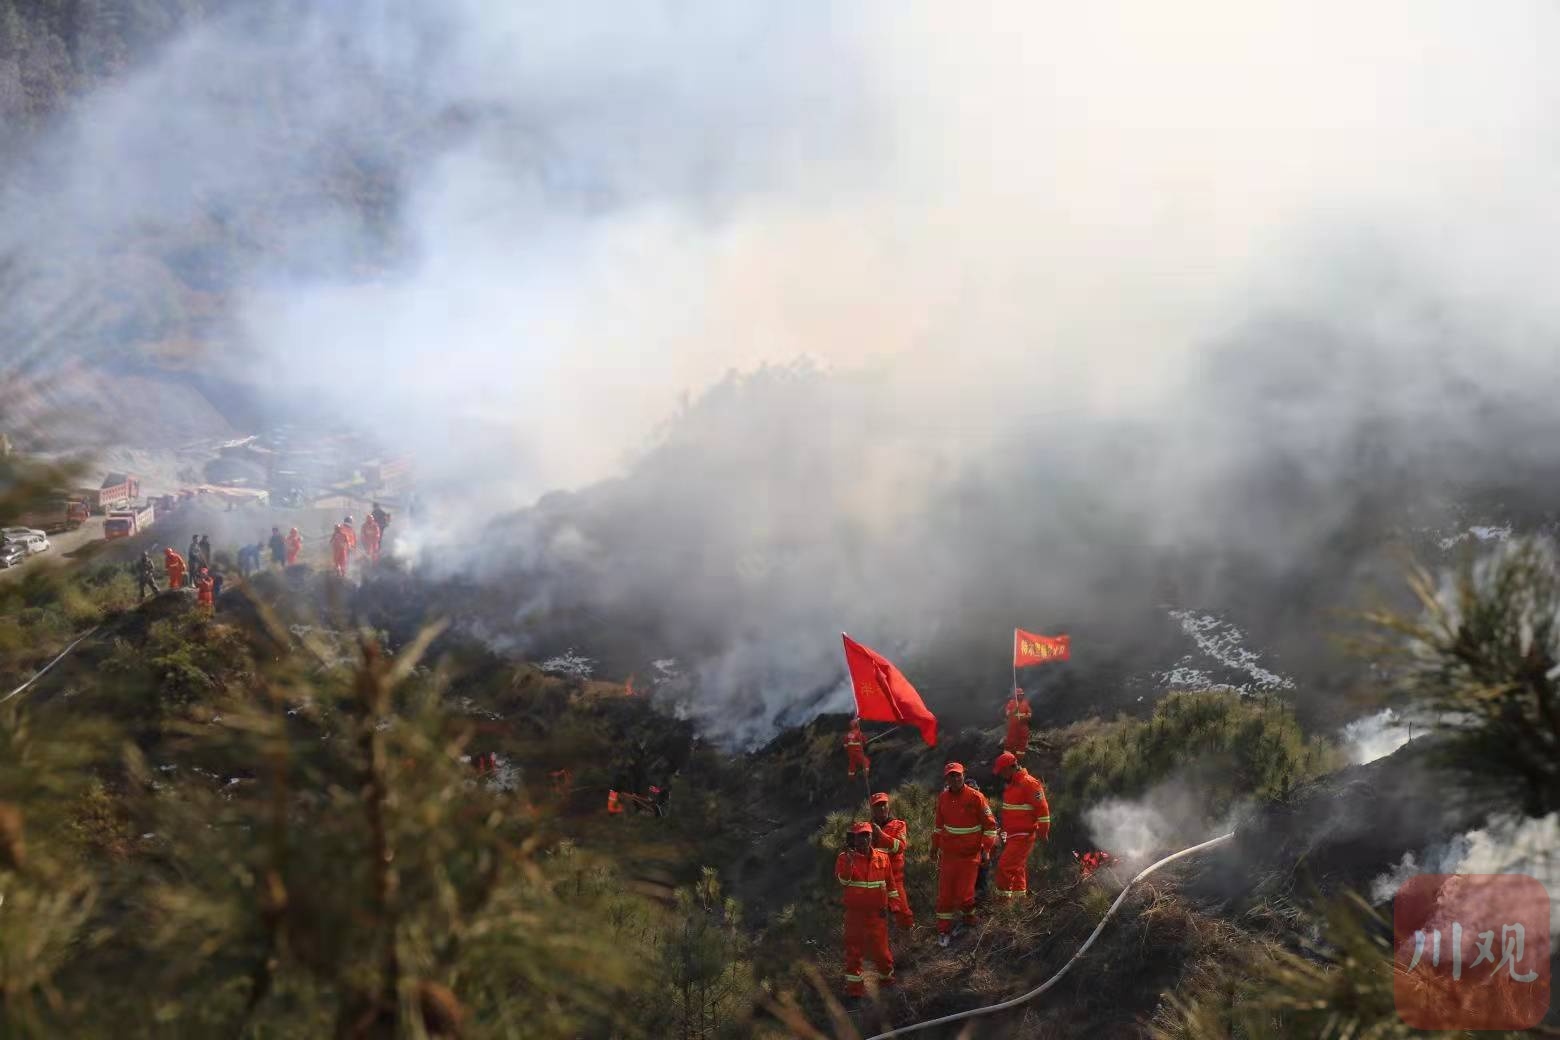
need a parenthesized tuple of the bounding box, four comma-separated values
(1437, 524, 1513, 551)
(1371, 813, 1560, 935)
(539, 649, 595, 680)
(1342, 707, 1415, 764)
(1159, 610, 1294, 692)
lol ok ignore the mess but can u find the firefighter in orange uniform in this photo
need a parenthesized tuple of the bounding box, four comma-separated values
(195, 568, 215, 611)
(993, 751, 1051, 900)
(844, 717, 870, 777)
(870, 792, 913, 928)
(360, 513, 382, 563)
(1003, 688, 1032, 756)
(606, 789, 623, 816)
(835, 821, 895, 997)
(330, 524, 352, 578)
(931, 762, 997, 945)
(341, 516, 357, 552)
(164, 547, 186, 591)
(285, 527, 303, 566)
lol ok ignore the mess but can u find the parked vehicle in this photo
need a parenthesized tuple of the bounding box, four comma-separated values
(2, 530, 51, 555)
(12, 498, 89, 533)
(0, 543, 26, 569)
(103, 503, 156, 540)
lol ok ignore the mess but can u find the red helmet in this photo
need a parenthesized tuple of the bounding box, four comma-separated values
(943, 762, 965, 776)
(995, 752, 1018, 773)
(849, 821, 873, 836)
(869, 792, 890, 807)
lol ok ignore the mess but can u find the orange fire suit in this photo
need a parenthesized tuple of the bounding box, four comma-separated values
(995, 768, 1051, 898)
(342, 522, 357, 553)
(195, 574, 214, 611)
(285, 528, 303, 565)
(1004, 698, 1032, 755)
(873, 819, 913, 927)
(844, 723, 869, 777)
(932, 787, 997, 933)
(330, 527, 351, 578)
(606, 789, 623, 815)
(164, 548, 186, 591)
(361, 516, 382, 562)
(835, 848, 895, 996)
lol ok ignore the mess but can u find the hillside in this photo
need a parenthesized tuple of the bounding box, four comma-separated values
(2, 537, 1552, 1037)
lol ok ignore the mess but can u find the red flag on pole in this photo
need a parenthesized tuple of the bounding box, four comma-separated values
(842, 634, 938, 747)
(1014, 628, 1070, 668)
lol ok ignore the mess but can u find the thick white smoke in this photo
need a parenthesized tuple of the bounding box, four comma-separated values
(13, 2, 1560, 740)
(1371, 814, 1560, 935)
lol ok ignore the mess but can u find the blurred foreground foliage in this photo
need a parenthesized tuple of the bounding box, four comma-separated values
(1364, 536, 1560, 815)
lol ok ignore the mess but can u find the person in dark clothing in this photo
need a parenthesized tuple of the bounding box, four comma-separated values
(370, 501, 390, 532)
(187, 536, 201, 580)
(135, 553, 159, 601)
(237, 542, 260, 576)
(268, 527, 286, 567)
(198, 535, 212, 568)
(211, 570, 225, 604)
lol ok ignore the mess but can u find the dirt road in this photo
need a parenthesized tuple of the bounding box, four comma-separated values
(0, 517, 106, 583)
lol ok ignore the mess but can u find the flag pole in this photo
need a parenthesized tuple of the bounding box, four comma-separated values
(1011, 628, 1018, 701)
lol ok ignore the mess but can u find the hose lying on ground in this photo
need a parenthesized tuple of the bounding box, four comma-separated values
(863, 831, 1237, 1040)
(1, 625, 102, 704)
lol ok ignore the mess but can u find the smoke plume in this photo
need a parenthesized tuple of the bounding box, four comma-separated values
(11, 2, 1560, 741)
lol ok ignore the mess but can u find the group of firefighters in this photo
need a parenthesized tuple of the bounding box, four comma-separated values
(137, 501, 395, 605)
(329, 503, 391, 578)
(834, 689, 1049, 998)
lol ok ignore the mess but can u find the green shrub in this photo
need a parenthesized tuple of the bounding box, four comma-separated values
(1060, 691, 1338, 815)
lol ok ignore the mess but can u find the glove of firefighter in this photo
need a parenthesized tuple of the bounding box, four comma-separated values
(999, 830, 1008, 843)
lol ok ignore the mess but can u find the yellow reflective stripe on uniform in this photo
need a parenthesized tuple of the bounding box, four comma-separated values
(982, 830, 999, 838)
(935, 912, 958, 920)
(844, 973, 864, 982)
(1034, 815, 1051, 823)
(887, 890, 900, 900)
(999, 802, 1033, 811)
(841, 879, 887, 888)
(943, 824, 982, 834)
(886, 837, 903, 853)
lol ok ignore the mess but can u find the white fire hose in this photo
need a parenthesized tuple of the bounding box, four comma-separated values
(862, 831, 1236, 1040)
(1, 625, 101, 704)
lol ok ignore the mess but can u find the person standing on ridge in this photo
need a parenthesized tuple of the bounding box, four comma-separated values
(195, 568, 214, 612)
(1004, 688, 1032, 756)
(993, 751, 1051, 901)
(931, 762, 997, 946)
(835, 821, 895, 998)
(870, 792, 913, 929)
(164, 546, 186, 591)
(198, 535, 212, 569)
(844, 717, 870, 778)
(269, 526, 286, 567)
(285, 526, 303, 566)
(340, 516, 357, 553)
(136, 552, 159, 601)
(187, 536, 202, 579)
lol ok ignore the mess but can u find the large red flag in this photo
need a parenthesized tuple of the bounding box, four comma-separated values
(1014, 628, 1070, 668)
(842, 634, 938, 747)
